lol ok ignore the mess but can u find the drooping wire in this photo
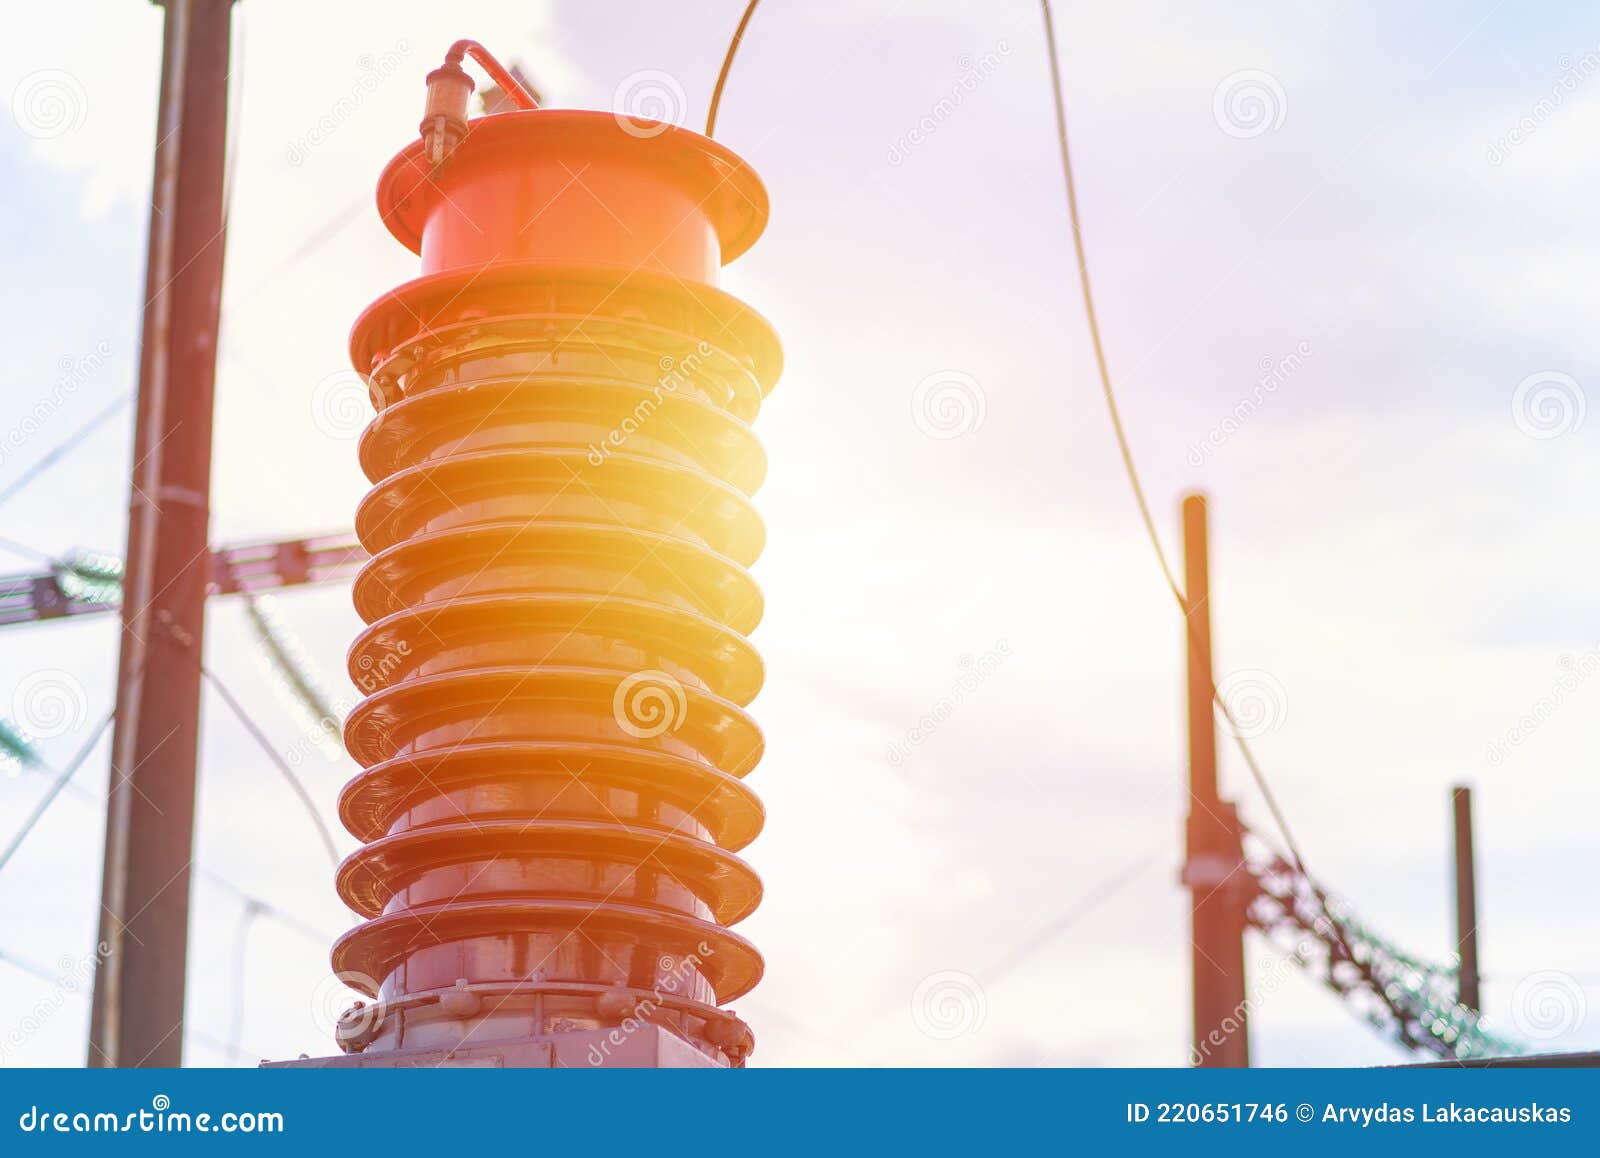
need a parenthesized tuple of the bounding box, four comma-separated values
(695, 0, 1315, 888)
(0, 393, 133, 515)
(1, 538, 341, 869)
(224, 898, 264, 1065)
(0, 946, 62, 986)
(0, 42, 341, 534)
(14, 554, 347, 756)
(0, 708, 334, 949)
(0, 710, 115, 876)
(242, 594, 345, 751)
(3, 600, 340, 1049)
(198, 662, 340, 869)
(0, 947, 256, 1064)
(983, 843, 1165, 984)
(1037, 1, 1179, 606)
(5, 701, 330, 1016)
(706, 0, 762, 137)
(194, 865, 335, 946)
(1035, 0, 1311, 877)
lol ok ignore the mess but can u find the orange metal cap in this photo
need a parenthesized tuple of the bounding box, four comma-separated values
(375, 109, 770, 287)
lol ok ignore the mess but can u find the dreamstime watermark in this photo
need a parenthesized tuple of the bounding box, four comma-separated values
(911, 370, 987, 440)
(613, 670, 687, 739)
(17, 1096, 284, 1135)
(11, 69, 87, 140)
(286, 42, 411, 166)
(0, 942, 109, 1061)
(7, 669, 88, 749)
(1510, 970, 1588, 1040)
(886, 641, 1011, 767)
(586, 942, 718, 1066)
(1487, 45, 1600, 166)
(309, 369, 382, 439)
(587, 341, 714, 465)
(1191, 922, 1326, 1065)
(1212, 69, 1287, 139)
(612, 70, 687, 139)
(887, 41, 1012, 166)
(1, 341, 112, 470)
(1215, 669, 1287, 740)
(280, 708, 354, 769)
(309, 968, 382, 1042)
(352, 639, 414, 695)
(1485, 648, 1600, 767)
(911, 970, 987, 1040)
(1187, 341, 1312, 465)
(1510, 370, 1584, 439)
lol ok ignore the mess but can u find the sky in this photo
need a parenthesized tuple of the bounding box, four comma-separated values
(2, 0, 1599, 1067)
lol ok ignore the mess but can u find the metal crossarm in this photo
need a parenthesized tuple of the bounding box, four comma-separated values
(0, 534, 368, 627)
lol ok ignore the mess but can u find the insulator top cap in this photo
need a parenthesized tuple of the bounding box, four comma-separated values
(376, 109, 770, 287)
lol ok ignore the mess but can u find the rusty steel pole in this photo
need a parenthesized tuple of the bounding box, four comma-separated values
(1452, 785, 1481, 1012)
(1181, 493, 1251, 1067)
(89, 0, 233, 1068)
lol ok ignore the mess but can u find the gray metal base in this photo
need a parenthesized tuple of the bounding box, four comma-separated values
(264, 1023, 726, 1069)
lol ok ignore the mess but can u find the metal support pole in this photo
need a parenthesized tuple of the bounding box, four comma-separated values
(1452, 785, 1481, 1012)
(1182, 493, 1251, 1067)
(88, 0, 233, 1068)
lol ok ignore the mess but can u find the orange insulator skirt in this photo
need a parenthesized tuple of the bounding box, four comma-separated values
(332, 110, 780, 1059)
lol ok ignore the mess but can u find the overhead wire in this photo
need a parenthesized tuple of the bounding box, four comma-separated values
(7, 550, 348, 755)
(982, 843, 1166, 984)
(0, 393, 133, 515)
(0, 711, 115, 877)
(701, 5, 1343, 1038)
(0, 4, 360, 1054)
(0, 7, 1518, 1061)
(1035, 0, 1311, 876)
(705, 0, 761, 137)
(0, 10, 343, 550)
(1031, 5, 1396, 1047)
(224, 898, 264, 1065)
(701, 8, 1379, 1047)
(2, 716, 332, 938)
(197, 661, 340, 869)
(0, 946, 63, 986)
(0, 529, 345, 873)
(0, 540, 344, 949)
(0, 946, 254, 1065)
(242, 594, 345, 750)
(700, 0, 1317, 899)
(194, 866, 335, 946)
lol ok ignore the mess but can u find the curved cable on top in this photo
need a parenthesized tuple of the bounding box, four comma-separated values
(697, 0, 1316, 877)
(706, 0, 761, 137)
(1035, 0, 1311, 877)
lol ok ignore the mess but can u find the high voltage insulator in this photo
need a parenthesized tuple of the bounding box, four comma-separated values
(295, 45, 781, 1069)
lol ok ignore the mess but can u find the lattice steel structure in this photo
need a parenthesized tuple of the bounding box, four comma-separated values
(1245, 839, 1521, 1061)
